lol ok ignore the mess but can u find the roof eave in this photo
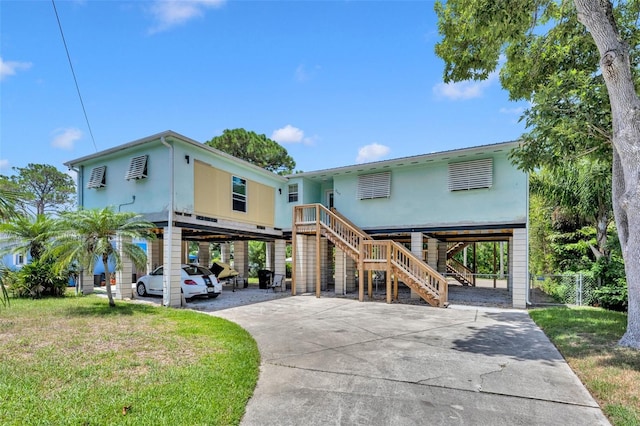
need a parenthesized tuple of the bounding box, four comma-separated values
(64, 130, 288, 182)
(287, 140, 521, 179)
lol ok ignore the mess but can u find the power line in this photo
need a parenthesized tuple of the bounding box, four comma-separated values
(51, 0, 98, 153)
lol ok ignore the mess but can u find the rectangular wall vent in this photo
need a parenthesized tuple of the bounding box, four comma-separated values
(357, 171, 391, 200)
(448, 158, 493, 191)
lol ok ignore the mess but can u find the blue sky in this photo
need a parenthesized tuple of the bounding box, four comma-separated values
(1, 0, 527, 176)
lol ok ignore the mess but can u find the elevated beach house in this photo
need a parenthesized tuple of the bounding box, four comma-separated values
(65, 130, 528, 308)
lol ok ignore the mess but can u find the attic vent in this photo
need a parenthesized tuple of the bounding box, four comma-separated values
(125, 155, 148, 180)
(87, 166, 106, 189)
(357, 171, 391, 200)
(448, 158, 493, 191)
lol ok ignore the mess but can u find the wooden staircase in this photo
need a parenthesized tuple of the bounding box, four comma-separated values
(446, 242, 475, 286)
(447, 258, 475, 286)
(447, 241, 467, 258)
(293, 204, 448, 307)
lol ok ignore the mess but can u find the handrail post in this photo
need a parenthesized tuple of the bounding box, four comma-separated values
(291, 206, 297, 295)
(316, 204, 321, 298)
(441, 276, 448, 307)
(386, 241, 392, 304)
(358, 240, 364, 302)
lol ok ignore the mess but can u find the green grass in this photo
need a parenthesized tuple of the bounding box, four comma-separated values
(0, 294, 260, 425)
(530, 307, 640, 426)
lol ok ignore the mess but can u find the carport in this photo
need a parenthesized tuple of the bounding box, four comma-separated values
(112, 217, 289, 307)
(65, 131, 291, 307)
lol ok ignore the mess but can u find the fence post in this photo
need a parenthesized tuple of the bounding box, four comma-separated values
(579, 273, 583, 306)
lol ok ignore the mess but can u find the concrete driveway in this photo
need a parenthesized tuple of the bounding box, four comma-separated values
(210, 296, 609, 426)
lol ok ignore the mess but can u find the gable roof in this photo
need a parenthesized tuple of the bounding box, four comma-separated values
(287, 140, 521, 180)
(64, 130, 288, 182)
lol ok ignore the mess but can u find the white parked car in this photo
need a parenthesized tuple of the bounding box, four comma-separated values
(136, 264, 222, 300)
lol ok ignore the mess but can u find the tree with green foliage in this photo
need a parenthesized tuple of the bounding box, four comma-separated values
(531, 158, 613, 259)
(3, 163, 75, 215)
(435, 0, 640, 348)
(529, 193, 556, 276)
(0, 215, 69, 299)
(206, 129, 296, 175)
(0, 183, 23, 221)
(49, 208, 156, 307)
(0, 214, 59, 261)
(248, 241, 266, 277)
(0, 184, 23, 307)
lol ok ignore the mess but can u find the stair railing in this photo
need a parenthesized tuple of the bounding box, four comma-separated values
(447, 257, 475, 286)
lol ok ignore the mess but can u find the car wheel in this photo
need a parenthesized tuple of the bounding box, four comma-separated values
(208, 293, 219, 299)
(136, 282, 147, 297)
(180, 289, 191, 303)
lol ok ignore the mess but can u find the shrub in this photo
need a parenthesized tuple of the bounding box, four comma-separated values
(589, 256, 628, 311)
(11, 260, 68, 298)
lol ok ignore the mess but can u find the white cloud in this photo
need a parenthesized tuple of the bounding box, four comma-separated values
(499, 106, 525, 115)
(271, 125, 315, 145)
(294, 64, 321, 82)
(51, 128, 83, 150)
(148, 0, 225, 33)
(272, 125, 303, 143)
(432, 70, 499, 100)
(0, 57, 32, 81)
(356, 143, 390, 164)
(0, 159, 9, 171)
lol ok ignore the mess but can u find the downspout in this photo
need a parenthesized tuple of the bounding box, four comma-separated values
(161, 136, 174, 307)
(69, 165, 83, 295)
(525, 171, 532, 306)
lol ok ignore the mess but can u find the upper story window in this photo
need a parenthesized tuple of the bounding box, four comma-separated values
(448, 158, 493, 191)
(288, 184, 299, 203)
(232, 176, 247, 212)
(125, 155, 148, 180)
(357, 171, 391, 200)
(87, 166, 106, 189)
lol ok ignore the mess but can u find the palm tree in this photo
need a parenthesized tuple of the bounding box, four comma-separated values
(531, 157, 612, 259)
(0, 214, 63, 299)
(0, 186, 23, 308)
(0, 186, 22, 222)
(50, 207, 156, 307)
(0, 214, 59, 261)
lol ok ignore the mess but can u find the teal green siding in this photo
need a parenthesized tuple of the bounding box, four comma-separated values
(300, 149, 527, 230)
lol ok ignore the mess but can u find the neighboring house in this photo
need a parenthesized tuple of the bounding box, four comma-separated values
(64, 130, 528, 308)
(1, 252, 29, 270)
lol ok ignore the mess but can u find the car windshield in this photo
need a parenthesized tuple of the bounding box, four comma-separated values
(182, 265, 212, 276)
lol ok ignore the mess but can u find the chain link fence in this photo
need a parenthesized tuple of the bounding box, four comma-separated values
(529, 273, 597, 306)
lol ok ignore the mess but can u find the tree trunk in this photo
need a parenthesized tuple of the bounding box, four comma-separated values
(103, 256, 115, 307)
(575, 0, 640, 349)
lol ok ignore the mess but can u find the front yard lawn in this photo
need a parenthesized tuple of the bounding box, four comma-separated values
(0, 295, 259, 425)
(530, 307, 640, 426)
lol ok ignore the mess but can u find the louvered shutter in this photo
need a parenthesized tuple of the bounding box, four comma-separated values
(357, 172, 391, 200)
(87, 166, 106, 189)
(448, 158, 493, 191)
(125, 155, 148, 180)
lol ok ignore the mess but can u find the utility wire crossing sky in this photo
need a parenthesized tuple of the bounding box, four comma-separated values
(1, 0, 527, 175)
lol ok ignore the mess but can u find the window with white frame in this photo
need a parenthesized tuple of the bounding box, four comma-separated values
(14, 253, 25, 266)
(288, 184, 299, 202)
(87, 165, 106, 189)
(448, 158, 493, 191)
(232, 176, 247, 212)
(357, 171, 391, 200)
(125, 155, 148, 180)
